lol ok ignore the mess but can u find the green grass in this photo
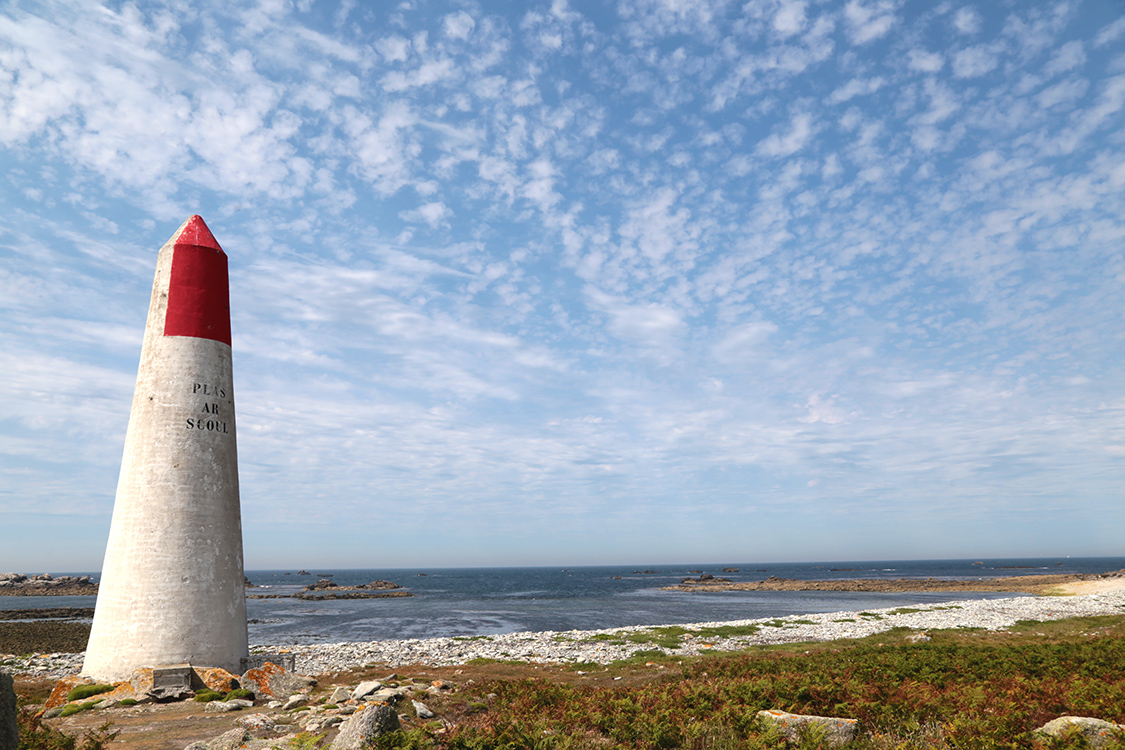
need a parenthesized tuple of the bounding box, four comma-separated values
(609, 649, 680, 667)
(585, 633, 626, 644)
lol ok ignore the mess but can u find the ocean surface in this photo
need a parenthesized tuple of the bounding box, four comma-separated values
(4, 557, 1122, 645)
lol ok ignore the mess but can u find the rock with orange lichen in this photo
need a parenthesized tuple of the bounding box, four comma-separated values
(44, 676, 91, 709)
(193, 667, 241, 693)
(240, 661, 314, 698)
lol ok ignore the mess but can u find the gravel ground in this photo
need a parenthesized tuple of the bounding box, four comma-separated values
(4, 591, 1123, 680)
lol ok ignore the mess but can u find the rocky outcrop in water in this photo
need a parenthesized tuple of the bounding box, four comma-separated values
(0, 573, 97, 596)
(665, 570, 1125, 594)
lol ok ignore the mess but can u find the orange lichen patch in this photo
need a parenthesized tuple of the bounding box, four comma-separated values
(193, 667, 240, 693)
(241, 661, 285, 697)
(93, 681, 137, 703)
(128, 667, 155, 696)
(45, 676, 91, 709)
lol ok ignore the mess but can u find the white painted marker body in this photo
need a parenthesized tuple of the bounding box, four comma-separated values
(83, 216, 247, 682)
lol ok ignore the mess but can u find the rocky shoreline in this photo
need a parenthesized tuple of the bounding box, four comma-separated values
(5, 590, 1123, 680)
(666, 570, 1125, 594)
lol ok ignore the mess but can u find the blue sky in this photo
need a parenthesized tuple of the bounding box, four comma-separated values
(2, 0, 1123, 572)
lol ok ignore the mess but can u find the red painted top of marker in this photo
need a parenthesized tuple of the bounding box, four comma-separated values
(163, 215, 232, 346)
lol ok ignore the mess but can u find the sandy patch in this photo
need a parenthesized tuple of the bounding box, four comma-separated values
(1047, 577, 1125, 595)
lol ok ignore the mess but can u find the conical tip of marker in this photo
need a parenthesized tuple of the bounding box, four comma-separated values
(175, 215, 223, 251)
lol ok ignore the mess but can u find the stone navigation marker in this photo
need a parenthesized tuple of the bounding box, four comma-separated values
(82, 216, 248, 682)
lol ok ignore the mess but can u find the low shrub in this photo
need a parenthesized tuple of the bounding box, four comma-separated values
(18, 708, 118, 750)
(192, 689, 223, 703)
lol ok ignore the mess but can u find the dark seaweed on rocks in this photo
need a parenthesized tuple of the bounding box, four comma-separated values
(0, 620, 90, 654)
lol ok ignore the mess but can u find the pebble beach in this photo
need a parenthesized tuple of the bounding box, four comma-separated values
(275, 589, 1125, 674)
(7, 589, 1124, 680)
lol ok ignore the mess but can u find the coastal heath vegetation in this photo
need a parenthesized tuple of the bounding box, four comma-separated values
(371, 617, 1125, 750)
(17, 707, 116, 750)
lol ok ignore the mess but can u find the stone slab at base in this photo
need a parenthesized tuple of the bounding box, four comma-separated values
(153, 664, 192, 690)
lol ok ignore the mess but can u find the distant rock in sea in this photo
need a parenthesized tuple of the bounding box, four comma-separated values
(0, 573, 97, 596)
(247, 579, 412, 601)
(681, 574, 733, 584)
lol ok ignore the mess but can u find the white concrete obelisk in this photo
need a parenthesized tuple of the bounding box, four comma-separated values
(83, 216, 248, 682)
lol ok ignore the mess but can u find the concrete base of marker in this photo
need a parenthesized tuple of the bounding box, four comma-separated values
(44, 663, 253, 712)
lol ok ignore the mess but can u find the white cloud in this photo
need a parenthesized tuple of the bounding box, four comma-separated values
(399, 201, 452, 228)
(907, 48, 944, 73)
(586, 288, 686, 349)
(952, 45, 998, 78)
(757, 111, 817, 156)
(376, 35, 411, 62)
(443, 11, 476, 40)
(773, 1, 807, 37)
(382, 58, 457, 91)
(799, 394, 848, 424)
(1094, 17, 1125, 48)
(1043, 41, 1085, 77)
(713, 321, 778, 362)
(843, 0, 897, 45)
(342, 102, 418, 194)
(952, 6, 981, 35)
(829, 76, 885, 104)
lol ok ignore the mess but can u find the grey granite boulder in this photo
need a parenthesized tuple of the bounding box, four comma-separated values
(1035, 717, 1125, 748)
(239, 665, 314, 699)
(351, 680, 383, 700)
(233, 713, 277, 730)
(331, 704, 402, 750)
(282, 694, 309, 710)
(413, 700, 436, 719)
(204, 699, 253, 713)
(183, 728, 252, 750)
(366, 688, 405, 704)
(757, 709, 858, 747)
(2, 672, 17, 750)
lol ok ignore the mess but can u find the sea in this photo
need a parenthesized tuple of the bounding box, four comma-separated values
(4, 557, 1122, 646)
